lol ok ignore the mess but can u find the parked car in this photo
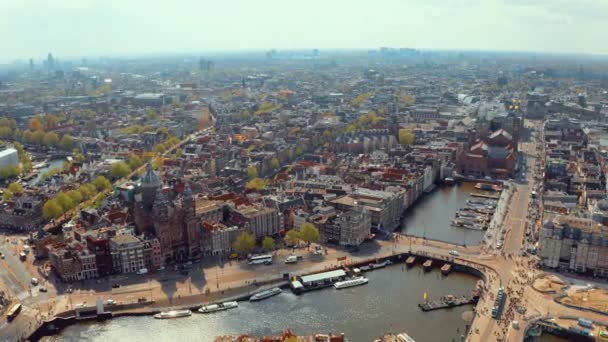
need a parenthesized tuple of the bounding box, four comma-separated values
(449, 250, 460, 256)
(111, 283, 121, 289)
(106, 299, 116, 305)
(39, 286, 47, 293)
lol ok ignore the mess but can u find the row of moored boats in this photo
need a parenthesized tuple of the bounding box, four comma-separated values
(154, 276, 371, 319)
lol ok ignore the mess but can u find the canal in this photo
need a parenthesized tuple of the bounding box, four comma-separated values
(400, 182, 485, 246)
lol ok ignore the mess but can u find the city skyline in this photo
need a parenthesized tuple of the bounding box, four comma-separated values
(2, 0, 608, 63)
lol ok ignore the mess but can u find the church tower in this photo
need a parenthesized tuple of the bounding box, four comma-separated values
(182, 185, 200, 257)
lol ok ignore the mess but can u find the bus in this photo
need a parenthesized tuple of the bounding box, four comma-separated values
(6, 303, 22, 322)
(248, 254, 273, 265)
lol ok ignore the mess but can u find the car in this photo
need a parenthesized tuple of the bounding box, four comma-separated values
(31, 277, 39, 286)
(449, 250, 459, 256)
(66, 287, 73, 293)
(313, 249, 323, 255)
(106, 299, 116, 305)
(111, 283, 120, 289)
(39, 286, 47, 293)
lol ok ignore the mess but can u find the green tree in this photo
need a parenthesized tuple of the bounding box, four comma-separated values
(7, 182, 24, 194)
(128, 154, 143, 170)
(66, 190, 83, 204)
(146, 108, 158, 120)
(43, 132, 59, 147)
(110, 161, 132, 178)
(2, 190, 13, 201)
(300, 222, 320, 246)
(0, 165, 21, 179)
(56, 193, 74, 211)
(93, 193, 106, 208)
(78, 184, 97, 199)
(59, 135, 74, 150)
(246, 166, 258, 179)
(285, 229, 302, 246)
(12, 128, 22, 141)
(270, 157, 280, 170)
(43, 199, 64, 220)
(262, 236, 276, 252)
(398, 129, 415, 145)
(22, 130, 34, 144)
(32, 130, 45, 144)
(233, 231, 256, 255)
(246, 178, 269, 190)
(93, 175, 112, 191)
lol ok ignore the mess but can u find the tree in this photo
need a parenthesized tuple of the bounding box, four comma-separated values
(233, 231, 256, 255)
(0, 165, 21, 179)
(285, 229, 301, 247)
(29, 118, 43, 131)
(12, 128, 22, 141)
(128, 154, 143, 170)
(146, 109, 158, 120)
(46, 115, 59, 129)
(110, 161, 132, 178)
(93, 193, 106, 208)
(8, 182, 24, 194)
(43, 199, 64, 220)
(78, 184, 97, 199)
(300, 222, 320, 246)
(56, 193, 74, 211)
(246, 178, 269, 190)
(43, 132, 59, 147)
(3, 190, 13, 201)
(270, 157, 280, 170)
(398, 129, 415, 145)
(93, 175, 112, 191)
(32, 130, 45, 144)
(66, 190, 83, 204)
(262, 236, 276, 252)
(59, 135, 74, 150)
(246, 166, 258, 179)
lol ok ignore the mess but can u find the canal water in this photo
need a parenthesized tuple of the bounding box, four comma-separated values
(400, 183, 485, 246)
(28, 159, 65, 186)
(43, 267, 479, 342)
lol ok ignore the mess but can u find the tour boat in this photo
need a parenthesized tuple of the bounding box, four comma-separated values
(153, 309, 192, 319)
(396, 332, 416, 342)
(250, 287, 282, 301)
(198, 301, 238, 313)
(334, 277, 369, 289)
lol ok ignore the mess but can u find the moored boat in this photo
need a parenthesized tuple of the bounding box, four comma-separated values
(396, 332, 416, 342)
(153, 309, 192, 319)
(334, 277, 369, 289)
(250, 287, 282, 301)
(198, 301, 238, 313)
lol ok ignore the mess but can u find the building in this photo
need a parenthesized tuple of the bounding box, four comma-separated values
(231, 204, 282, 238)
(0, 194, 44, 232)
(0, 147, 19, 172)
(48, 243, 99, 282)
(336, 207, 371, 246)
(458, 129, 517, 179)
(207, 224, 241, 255)
(109, 234, 146, 274)
(330, 188, 403, 231)
(539, 215, 608, 277)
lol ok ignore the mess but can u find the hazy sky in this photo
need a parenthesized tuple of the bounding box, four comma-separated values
(2, 0, 607, 62)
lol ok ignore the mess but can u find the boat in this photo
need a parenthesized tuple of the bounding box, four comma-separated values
(250, 287, 282, 301)
(334, 277, 369, 289)
(198, 301, 238, 313)
(360, 259, 392, 272)
(396, 332, 416, 342)
(153, 309, 192, 319)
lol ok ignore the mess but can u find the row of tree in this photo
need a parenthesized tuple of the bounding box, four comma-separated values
(42, 176, 111, 220)
(2, 182, 24, 201)
(232, 223, 321, 255)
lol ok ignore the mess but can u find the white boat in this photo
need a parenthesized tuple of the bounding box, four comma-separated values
(198, 301, 238, 313)
(250, 287, 282, 301)
(396, 332, 416, 342)
(153, 309, 192, 319)
(334, 277, 369, 289)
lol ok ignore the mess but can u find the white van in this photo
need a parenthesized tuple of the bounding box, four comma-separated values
(31, 277, 39, 286)
(137, 268, 148, 275)
(284, 255, 299, 264)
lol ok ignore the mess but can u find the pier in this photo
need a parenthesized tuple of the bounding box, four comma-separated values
(418, 294, 478, 312)
(470, 193, 500, 200)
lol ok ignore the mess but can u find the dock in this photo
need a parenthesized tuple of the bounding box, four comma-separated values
(422, 260, 433, 271)
(441, 264, 452, 275)
(470, 193, 500, 200)
(418, 294, 478, 312)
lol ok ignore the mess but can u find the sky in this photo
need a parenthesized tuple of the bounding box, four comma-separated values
(1, 0, 607, 63)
